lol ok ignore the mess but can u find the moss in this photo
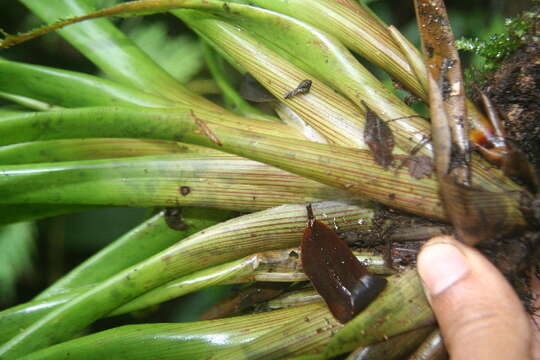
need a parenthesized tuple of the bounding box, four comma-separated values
(457, 8, 539, 88)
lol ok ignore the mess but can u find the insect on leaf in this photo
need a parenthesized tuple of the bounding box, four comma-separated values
(284, 80, 312, 99)
(362, 101, 395, 169)
(301, 204, 387, 323)
(164, 207, 188, 231)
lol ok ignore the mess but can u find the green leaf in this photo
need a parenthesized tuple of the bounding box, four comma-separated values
(18, 0, 219, 109)
(0, 208, 234, 343)
(0, 153, 340, 211)
(126, 22, 204, 84)
(0, 245, 388, 342)
(0, 106, 522, 222)
(0, 205, 97, 226)
(0, 59, 174, 108)
(323, 269, 434, 358)
(202, 42, 278, 122)
(0, 222, 35, 304)
(178, 2, 430, 154)
(207, 269, 432, 359)
(179, 11, 371, 149)
(18, 304, 328, 360)
(238, 0, 426, 99)
(0, 91, 63, 111)
(36, 207, 235, 299)
(0, 139, 221, 165)
(0, 106, 304, 147)
(0, 201, 375, 357)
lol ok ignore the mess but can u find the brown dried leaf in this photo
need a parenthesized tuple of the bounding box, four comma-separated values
(301, 204, 387, 323)
(500, 144, 540, 195)
(201, 283, 285, 320)
(362, 101, 394, 169)
(239, 73, 276, 102)
(191, 110, 223, 146)
(404, 155, 434, 179)
(415, 0, 469, 183)
(439, 175, 525, 245)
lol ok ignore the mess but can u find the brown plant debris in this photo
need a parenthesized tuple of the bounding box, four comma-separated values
(191, 110, 223, 146)
(402, 155, 434, 179)
(415, 0, 470, 184)
(201, 283, 285, 320)
(362, 101, 395, 169)
(439, 175, 527, 245)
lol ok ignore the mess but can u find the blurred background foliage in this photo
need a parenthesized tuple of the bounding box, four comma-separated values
(0, 0, 533, 328)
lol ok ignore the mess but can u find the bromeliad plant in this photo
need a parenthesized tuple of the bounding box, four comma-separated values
(0, 0, 537, 359)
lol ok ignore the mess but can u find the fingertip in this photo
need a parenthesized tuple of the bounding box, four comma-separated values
(418, 236, 532, 359)
(417, 237, 470, 296)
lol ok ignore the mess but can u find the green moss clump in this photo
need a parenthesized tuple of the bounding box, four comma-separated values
(457, 8, 538, 89)
(456, 15, 534, 72)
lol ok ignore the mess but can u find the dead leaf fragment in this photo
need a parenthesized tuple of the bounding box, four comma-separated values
(439, 175, 525, 245)
(362, 101, 395, 169)
(191, 110, 223, 146)
(404, 155, 433, 179)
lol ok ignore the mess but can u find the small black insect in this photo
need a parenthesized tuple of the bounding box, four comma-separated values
(164, 207, 188, 231)
(284, 80, 312, 99)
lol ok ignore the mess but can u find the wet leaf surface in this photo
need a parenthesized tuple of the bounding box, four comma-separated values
(239, 73, 276, 102)
(362, 101, 394, 169)
(301, 204, 387, 323)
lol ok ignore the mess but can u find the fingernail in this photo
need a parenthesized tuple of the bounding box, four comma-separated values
(417, 243, 470, 296)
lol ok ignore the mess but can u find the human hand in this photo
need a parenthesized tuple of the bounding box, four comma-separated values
(417, 236, 540, 359)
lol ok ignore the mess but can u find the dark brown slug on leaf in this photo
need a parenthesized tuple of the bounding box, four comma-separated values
(301, 204, 387, 323)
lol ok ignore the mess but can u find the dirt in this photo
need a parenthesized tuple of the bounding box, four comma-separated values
(480, 230, 540, 314)
(342, 205, 539, 313)
(476, 12, 540, 314)
(481, 13, 540, 168)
